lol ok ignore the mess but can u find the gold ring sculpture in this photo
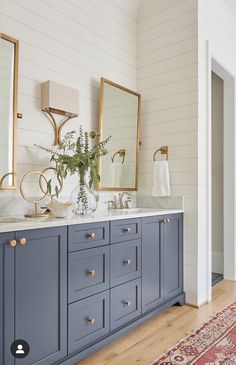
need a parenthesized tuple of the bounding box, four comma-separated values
(20, 171, 50, 218)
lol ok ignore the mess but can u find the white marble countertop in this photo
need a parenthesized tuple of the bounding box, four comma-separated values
(0, 208, 184, 233)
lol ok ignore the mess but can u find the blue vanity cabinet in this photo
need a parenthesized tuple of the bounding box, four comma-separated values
(161, 214, 183, 301)
(2, 227, 68, 365)
(142, 214, 184, 314)
(0, 233, 15, 365)
(142, 216, 163, 313)
(1, 214, 184, 365)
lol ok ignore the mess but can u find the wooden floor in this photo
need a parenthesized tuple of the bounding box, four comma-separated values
(77, 281, 236, 365)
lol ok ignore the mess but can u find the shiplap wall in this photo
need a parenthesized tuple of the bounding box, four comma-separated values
(137, 0, 199, 305)
(0, 0, 137, 212)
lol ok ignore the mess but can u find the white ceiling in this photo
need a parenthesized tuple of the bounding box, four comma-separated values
(224, 0, 236, 14)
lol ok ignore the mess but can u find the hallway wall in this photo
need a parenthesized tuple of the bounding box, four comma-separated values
(211, 72, 224, 275)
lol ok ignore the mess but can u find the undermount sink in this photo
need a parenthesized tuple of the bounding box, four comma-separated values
(0, 217, 25, 224)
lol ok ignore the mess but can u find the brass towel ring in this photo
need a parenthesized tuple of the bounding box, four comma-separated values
(111, 149, 126, 164)
(153, 146, 168, 161)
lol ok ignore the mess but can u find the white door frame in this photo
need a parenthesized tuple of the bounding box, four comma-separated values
(206, 41, 236, 302)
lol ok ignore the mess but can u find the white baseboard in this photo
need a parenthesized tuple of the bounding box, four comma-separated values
(212, 251, 223, 274)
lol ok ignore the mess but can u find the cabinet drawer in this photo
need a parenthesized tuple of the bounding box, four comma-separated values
(68, 291, 109, 354)
(110, 218, 141, 244)
(68, 222, 109, 252)
(110, 239, 141, 287)
(68, 246, 109, 302)
(110, 279, 141, 331)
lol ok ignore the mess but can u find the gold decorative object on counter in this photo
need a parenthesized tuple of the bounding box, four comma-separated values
(20, 171, 50, 218)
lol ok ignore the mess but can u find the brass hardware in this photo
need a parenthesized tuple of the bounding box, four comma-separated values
(42, 107, 77, 145)
(18, 238, 27, 246)
(89, 131, 101, 139)
(123, 227, 131, 234)
(153, 146, 168, 161)
(123, 300, 131, 307)
(111, 149, 126, 164)
(87, 270, 96, 277)
(9, 239, 17, 248)
(87, 232, 96, 239)
(0, 34, 19, 190)
(163, 219, 171, 224)
(20, 171, 50, 218)
(17, 112, 23, 119)
(87, 317, 96, 324)
(124, 259, 131, 265)
(97, 77, 141, 192)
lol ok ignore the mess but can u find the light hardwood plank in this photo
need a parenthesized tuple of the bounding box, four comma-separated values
(77, 280, 236, 365)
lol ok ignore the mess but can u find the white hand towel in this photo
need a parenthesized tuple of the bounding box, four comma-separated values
(152, 160, 171, 197)
(110, 161, 123, 187)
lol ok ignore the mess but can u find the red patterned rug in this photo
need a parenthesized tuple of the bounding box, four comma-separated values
(151, 301, 236, 365)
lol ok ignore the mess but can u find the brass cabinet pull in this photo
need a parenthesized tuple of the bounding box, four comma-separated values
(123, 227, 131, 234)
(123, 300, 131, 307)
(9, 239, 17, 248)
(124, 259, 131, 265)
(87, 317, 96, 324)
(87, 270, 96, 277)
(18, 238, 27, 245)
(163, 219, 171, 224)
(86, 232, 96, 239)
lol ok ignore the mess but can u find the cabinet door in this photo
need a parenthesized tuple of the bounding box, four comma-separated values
(161, 214, 183, 301)
(142, 216, 163, 314)
(0, 233, 15, 365)
(14, 227, 67, 365)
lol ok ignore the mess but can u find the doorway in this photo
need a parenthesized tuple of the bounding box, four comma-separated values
(211, 72, 224, 286)
(206, 53, 235, 302)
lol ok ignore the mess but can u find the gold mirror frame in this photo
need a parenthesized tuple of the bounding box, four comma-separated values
(0, 34, 19, 190)
(97, 77, 141, 191)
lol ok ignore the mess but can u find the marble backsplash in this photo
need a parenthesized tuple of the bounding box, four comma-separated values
(0, 192, 182, 217)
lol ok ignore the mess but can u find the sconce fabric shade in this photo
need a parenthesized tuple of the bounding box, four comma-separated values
(41, 80, 79, 117)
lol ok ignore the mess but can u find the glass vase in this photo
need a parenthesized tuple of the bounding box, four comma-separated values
(71, 181, 99, 215)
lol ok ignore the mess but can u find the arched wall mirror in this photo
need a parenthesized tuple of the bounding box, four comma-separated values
(0, 34, 19, 190)
(98, 78, 141, 191)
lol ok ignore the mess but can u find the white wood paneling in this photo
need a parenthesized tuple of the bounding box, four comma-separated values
(137, 0, 198, 305)
(0, 0, 137, 209)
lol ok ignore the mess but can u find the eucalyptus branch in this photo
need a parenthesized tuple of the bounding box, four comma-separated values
(34, 127, 111, 199)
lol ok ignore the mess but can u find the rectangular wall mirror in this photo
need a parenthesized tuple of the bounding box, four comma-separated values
(0, 34, 19, 190)
(98, 78, 141, 191)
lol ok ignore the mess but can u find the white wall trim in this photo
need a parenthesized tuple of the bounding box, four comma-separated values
(205, 41, 236, 302)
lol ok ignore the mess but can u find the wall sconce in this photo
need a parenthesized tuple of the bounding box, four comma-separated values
(41, 80, 79, 145)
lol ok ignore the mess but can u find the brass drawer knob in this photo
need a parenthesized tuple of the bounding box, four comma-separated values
(123, 300, 131, 307)
(87, 232, 96, 239)
(9, 239, 17, 248)
(87, 270, 96, 277)
(124, 259, 131, 265)
(163, 219, 171, 224)
(87, 317, 96, 324)
(18, 238, 27, 245)
(123, 227, 131, 234)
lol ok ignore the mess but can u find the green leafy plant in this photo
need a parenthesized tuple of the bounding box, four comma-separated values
(35, 127, 111, 203)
